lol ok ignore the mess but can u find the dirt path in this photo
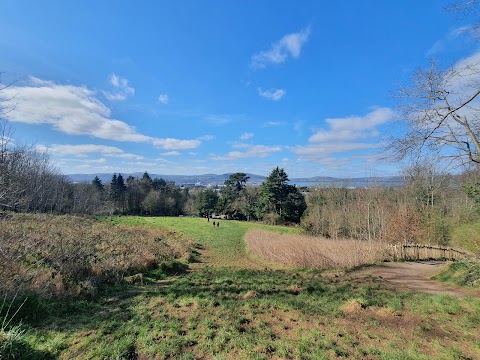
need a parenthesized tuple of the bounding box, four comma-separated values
(352, 261, 480, 298)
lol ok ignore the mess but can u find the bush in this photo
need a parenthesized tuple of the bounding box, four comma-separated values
(0, 213, 195, 298)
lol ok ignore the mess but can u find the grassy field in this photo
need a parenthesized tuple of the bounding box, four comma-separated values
(2, 216, 480, 359)
(450, 221, 480, 255)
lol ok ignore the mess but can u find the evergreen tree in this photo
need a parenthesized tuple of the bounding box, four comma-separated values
(259, 167, 306, 223)
(109, 173, 127, 211)
(152, 177, 167, 191)
(260, 167, 290, 216)
(196, 189, 219, 217)
(92, 176, 104, 191)
(220, 173, 250, 218)
(140, 171, 153, 193)
(110, 173, 118, 200)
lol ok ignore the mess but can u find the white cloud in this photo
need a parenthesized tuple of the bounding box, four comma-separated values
(0, 77, 201, 150)
(258, 88, 286, 101)
(65, 157, 108, 164)
(309, 107, 395, 143)
(44, 144, 145, 160)
(160, 151, 180, 156)
(126, 161, 158, 167)
(290, 107, 395, 162)
(158, 94, 169, 104)
(152, 138, 200, 150)
(239, 132, 254, 140)
(251, 26, 311, 69)
(214, 143, 281, 160)
(104, 73, 135, 101)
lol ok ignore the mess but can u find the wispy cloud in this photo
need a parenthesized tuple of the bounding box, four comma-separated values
(258, 88, 286, 101)
(213, 143, 281, 160)
(239, 132, 254, 140)
(293, 120, 305, 135)
(158, 94, 169, 104)
(152, 138, 200, 150)
(251, 26, 311, 69)
(264, 121, 286, 127)
(160, 151, 180, 156)
(197, 134, 215, 141)
(42, 144, 145, 160)
(205, 113, 249, 126)
(0, 77, 201, 150)
(426, 26, 470, 56)
(205, 114, 234, 126)
(290, 107, 395, 162)
(103, 73, 135, 101)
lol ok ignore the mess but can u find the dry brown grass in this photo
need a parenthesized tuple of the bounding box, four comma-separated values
(0, 212, 194, 298)
(245, 229, 389, 270)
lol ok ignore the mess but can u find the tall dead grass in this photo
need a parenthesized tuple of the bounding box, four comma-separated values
(0, 213, 194, 298)
(245, 229, 389, 270)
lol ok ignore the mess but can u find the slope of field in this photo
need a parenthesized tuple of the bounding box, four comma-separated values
(2, 216, 480, 359)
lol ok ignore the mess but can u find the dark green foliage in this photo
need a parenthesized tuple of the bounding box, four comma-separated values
(196, 189, 219, 217)
(91, 176, 104, 192)
(282, 190, 307, 223)
(219, 173, 250, 219)
(105, 172, 187, 216)
(259, 167, 306, 223)
(224, 173, 249, 193)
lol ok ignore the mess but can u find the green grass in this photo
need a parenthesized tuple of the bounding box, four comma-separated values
(450, 221, 480, 255)
(108, 216, 301, 268)
(434, 261, 480, 288)
(3, 216, 480, 359)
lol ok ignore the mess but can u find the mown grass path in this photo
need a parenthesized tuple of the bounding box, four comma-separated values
(112, 216, 299, 269)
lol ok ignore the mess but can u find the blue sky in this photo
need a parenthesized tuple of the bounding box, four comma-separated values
(0, 0, 477, 177)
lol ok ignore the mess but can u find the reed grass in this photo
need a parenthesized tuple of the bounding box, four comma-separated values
(245, 229, 389, 269)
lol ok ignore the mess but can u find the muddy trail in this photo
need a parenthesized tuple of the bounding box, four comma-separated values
(351, 261, 480, 298)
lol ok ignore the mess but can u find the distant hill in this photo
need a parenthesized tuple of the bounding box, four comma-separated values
(67, 172, 266, 186)
(67, 172, 404, 187)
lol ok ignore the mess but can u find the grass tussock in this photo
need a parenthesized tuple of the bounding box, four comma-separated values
(0, 212, 195, 298)
(245, 229, 389, 270)
(434, 260, 480, 287)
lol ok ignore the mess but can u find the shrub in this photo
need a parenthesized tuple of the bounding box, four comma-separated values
(0, 213, 195, 298)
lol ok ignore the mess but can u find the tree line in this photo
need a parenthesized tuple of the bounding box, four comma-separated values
(0, 119, 306, 222)
(4, 116, 480, 244)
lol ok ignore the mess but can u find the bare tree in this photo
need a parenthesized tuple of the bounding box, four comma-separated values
(446, 0, 480, 39)
(1, 76, 62, 211)
(388, 59, 480, 167)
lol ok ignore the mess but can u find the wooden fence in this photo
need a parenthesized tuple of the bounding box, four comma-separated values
(389, 244, 470, 261)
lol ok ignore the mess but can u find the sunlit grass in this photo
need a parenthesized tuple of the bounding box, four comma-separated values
(1, 215, 479, 359)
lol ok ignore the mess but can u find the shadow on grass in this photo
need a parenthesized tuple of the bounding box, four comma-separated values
(0, 338, 55, 360)
(5, 266, 408, 359)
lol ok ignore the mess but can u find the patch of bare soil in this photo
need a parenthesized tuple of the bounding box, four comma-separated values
(352, 261, 480, 298)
